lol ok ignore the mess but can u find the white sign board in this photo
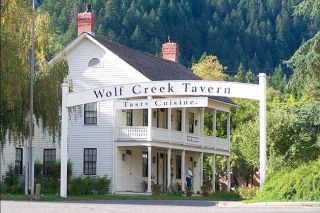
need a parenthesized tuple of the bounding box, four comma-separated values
(114, 97, 208, 109)
(66, 80, 260, 107)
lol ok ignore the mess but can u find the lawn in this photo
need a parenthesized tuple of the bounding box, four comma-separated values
(1, 191, 242, 201)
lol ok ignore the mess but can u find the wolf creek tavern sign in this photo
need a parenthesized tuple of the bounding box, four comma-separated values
(60, 74, 267, 197)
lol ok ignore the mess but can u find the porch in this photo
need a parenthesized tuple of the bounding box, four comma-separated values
(114, 146, 231, 194)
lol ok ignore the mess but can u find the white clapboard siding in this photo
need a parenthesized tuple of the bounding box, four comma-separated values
(1, 121, 59, 179)
(65, 37, 149, 184)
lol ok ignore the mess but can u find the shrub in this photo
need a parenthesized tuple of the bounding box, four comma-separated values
(2, 165, 24, 194)
(68, 176, 110, 195)
(34, 161, 72, 195)
(256, 160, 320, 201)
(151, 184, 162, 195)
(237, 186, 258, 199)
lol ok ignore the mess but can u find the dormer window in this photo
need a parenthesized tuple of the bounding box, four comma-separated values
(88, 58, 102, 67)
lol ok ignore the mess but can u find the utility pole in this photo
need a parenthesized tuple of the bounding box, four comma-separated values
(26, 0, 36, 196)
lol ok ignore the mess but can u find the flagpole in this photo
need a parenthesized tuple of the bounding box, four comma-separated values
(27, 0, 36, 196)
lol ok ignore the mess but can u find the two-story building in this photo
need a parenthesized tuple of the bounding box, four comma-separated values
(1, 7, 235, 194)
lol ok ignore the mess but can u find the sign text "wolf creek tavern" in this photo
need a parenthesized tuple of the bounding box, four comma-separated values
(66, 81, 260, 107)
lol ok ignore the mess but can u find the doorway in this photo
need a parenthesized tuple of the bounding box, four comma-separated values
(157, 153, 167, 187)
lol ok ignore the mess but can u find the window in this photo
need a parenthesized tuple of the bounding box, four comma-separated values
(84, 148, 97, 175)
(142, 109, 148, 126)
(176, 110, 182, 131)
(189, 112, 194, 133)
(176, 155, 181, 179)
(43, 149, 56, 164)
(84, 103, 97, 124)
(126, 109, 133, 126)
(15, 148, 23, 174)
(142, 151, 148, 177)
(88, 58, 102, 67)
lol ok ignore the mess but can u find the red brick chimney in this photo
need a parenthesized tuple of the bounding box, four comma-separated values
(162, 36, 179, 63)
(78, 4, 95, 36)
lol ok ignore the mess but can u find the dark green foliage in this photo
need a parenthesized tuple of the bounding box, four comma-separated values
(68, 176, 111, 195)
(256, 160, 320, 201)
(1, 165, 24, 194)
(269, 64, 287, 93)
(38, 0, 319, 72)
(34, 161, 72, 194)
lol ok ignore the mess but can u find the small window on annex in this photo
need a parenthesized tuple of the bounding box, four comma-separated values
(84, 103, 97, 125)
(142, 151, 148, 177)
(15, 148, 23, 174)
(84, 148, 97, 175)
(43, 149, 56, 164)
(88, 58, 102, 67)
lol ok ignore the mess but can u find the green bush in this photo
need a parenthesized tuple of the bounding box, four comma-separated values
(151, 184, 162, 195)
(2, 165, 24, 194)
(68, 176, 111, 195)
(34, 161, 72, 195)
(256, 160, 320, 201)
(237, 186, 258, 199)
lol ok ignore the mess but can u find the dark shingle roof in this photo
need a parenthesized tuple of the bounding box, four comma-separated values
(91, 34, 235, 106)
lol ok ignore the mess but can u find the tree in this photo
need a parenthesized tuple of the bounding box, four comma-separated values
(192, 54, 227, 80)
(270, 64, 287, 93)
(286, 0, 320, 100)
(235, 63, 247, 83)
(0, 1, 68, 146)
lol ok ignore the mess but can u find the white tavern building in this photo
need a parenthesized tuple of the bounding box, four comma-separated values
(1, 9, 239, 195)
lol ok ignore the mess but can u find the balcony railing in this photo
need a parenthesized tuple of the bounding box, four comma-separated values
(116, 126, 230, 151)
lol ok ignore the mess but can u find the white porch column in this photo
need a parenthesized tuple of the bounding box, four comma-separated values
(181, 150, 186, 191)
(200, 152, 204, 187)
(227, 156, 231, 192)
(212, 109, 216, 137)
(167, 148, 171, 188)
(181, 108, 186, 144)
(167, 108, 172, 143)
(227, 112, 231, 152)
(212, 154, 216, 192)
(147, 146, 152, 193)
(147, 96, 153, 141)
(259, 73, 267, 187)
(200, 108, 204, 147)
(60, 81, 69, 197)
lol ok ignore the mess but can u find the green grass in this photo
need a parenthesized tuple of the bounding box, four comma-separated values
(1, 191, 242, 201)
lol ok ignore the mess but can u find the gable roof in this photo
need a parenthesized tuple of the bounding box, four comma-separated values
(92, 35, 200, 81)
(70, 33, 234, 106)
(90, 34, 236, 106)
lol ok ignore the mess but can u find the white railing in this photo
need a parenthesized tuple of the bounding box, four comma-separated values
(116, 127, 230, 151)
(116, 126, 148, 140)
(171, 130, 184, 144)
(203, 135, 229, 151)
(151, 127, 170, 142)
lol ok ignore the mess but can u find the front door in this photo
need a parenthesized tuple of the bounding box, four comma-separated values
(126, 153, 133, 191)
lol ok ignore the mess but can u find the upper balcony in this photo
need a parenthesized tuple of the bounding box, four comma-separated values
(115, 126, 229, 151)
(114, 105, 231, 152)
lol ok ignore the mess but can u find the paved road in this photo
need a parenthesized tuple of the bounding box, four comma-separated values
(1, 200, 320, 213)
